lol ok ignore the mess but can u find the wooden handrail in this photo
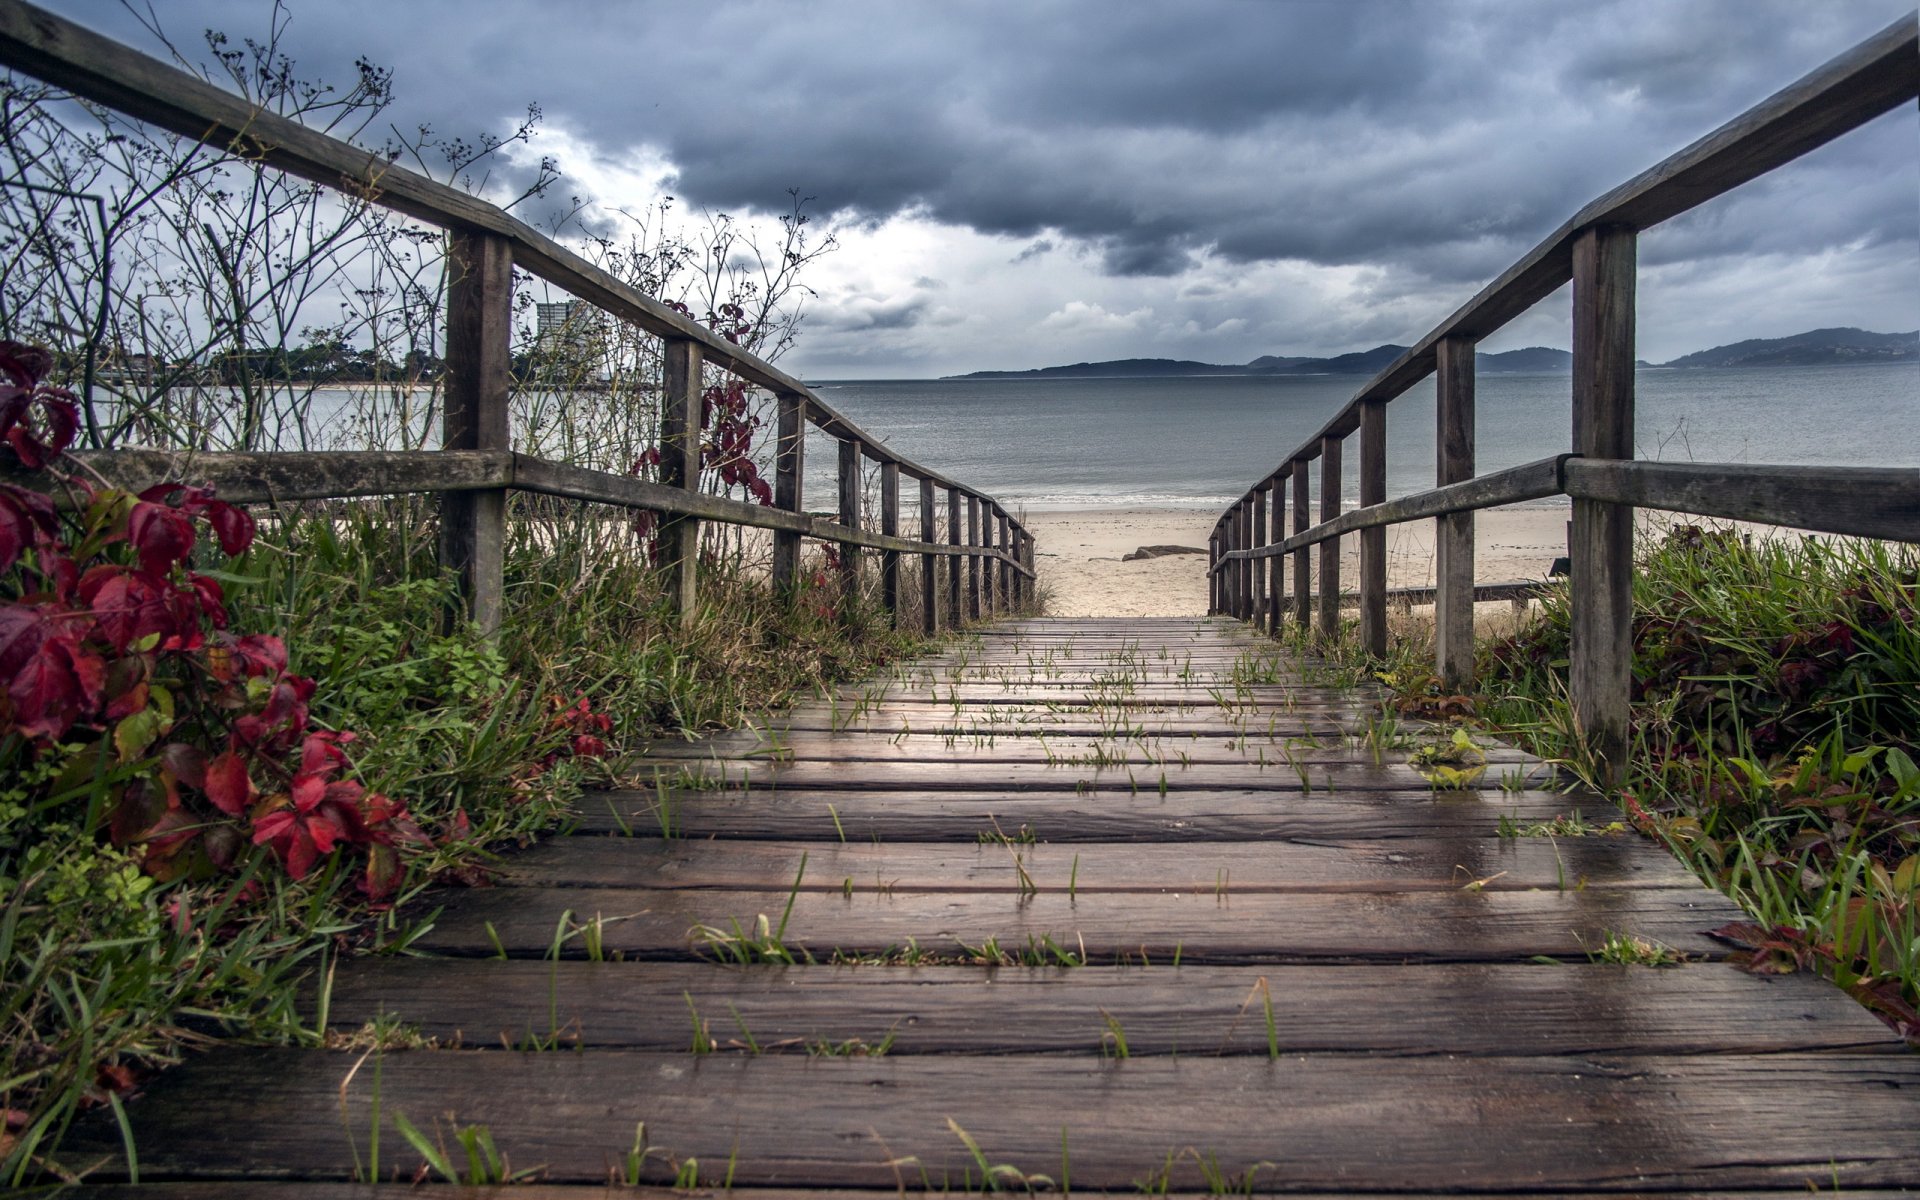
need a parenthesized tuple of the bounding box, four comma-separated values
(6, 449, 1035, 577)
(1207, 17, 1919, 785)
(0, 0, 1037, 632)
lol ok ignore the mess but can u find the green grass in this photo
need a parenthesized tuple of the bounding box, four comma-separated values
(1467, 527, 1917, 1039)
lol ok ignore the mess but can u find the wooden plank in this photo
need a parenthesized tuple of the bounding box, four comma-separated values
(630, 735, 1541, 771)
(323, 960, 1897, 1057)
(771, 390, 805, 595)
(625, 756, 1547, 793)
(64, 1188, 1920, 1200)
(1570, 226, 1636, 786)
(658, 338, 703, 627)
(1435, 335, 1477, 689)
(575, 787, 1638, 843)
(74, 1049, 1920, 1188)
(489, 835, 1699, 893)
(1564, 459, 1920, 543)
(415, 884, 1740, 961)
(946, 489, 963, 627)
(438, 231, 512, 635)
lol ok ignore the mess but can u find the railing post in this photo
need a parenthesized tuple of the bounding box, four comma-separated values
(947, 489, 963, 626)
(1228, 503, 1244, 618)
(838, 438, 862, 603)
(1291, 462, 1311, 630)
(441, 231, 512, 636)
(881, 461, 901, 624)
(1317, 437, 1342, 641)
(1434, 336, 1477, 689)
(771, 390, 806, 599)
(1571, 225, 1637, 787)
(997, 512, 1011, 615)
(982, 506, 997, 616)
(966, 495, 982, 621)
(1250, 488, 1268, 631)
(1268, 476, 1285, 634)
(1358, 398, 1387, 658)
(1010, 526, 1025, 612)
(1207, 531, 1219, 615)
(658, 337, 704, 628)
(920, 476, 939, 635)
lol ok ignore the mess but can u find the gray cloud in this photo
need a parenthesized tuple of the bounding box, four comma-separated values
(39, 0, 1920, 370)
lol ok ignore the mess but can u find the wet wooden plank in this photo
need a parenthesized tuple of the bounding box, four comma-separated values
(74, 1049, 1920, 1189)
(626, 756, 1541, 792)
(65, 1189, 1920, 1200)
(323, 960, 1898, 1057)
(574, 786, 1625, 842)
(493, 834, 1696, 893)
(414, 884, 1742, 962)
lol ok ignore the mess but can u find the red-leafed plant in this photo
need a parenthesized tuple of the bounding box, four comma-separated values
(0, 342, 420, 899)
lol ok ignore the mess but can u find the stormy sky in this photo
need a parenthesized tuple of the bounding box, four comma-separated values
(44, 1, 1920, 377)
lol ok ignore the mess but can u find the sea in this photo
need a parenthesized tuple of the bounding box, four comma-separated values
(802, 362, 1918, 511)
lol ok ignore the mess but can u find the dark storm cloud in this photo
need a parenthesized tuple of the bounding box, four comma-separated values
(44, 0, 1919, 291)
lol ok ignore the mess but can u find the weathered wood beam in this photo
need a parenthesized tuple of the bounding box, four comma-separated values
(1358, 398, 1387, 658)
(838, 439, 864, 601)
(881, 462, 902, 623)
(1291, 462, 1311, 631)
(920, 477, 939, 635)
(439, 231, 512, 635)
(1570, 225, 1637, 787)
(771, 390, 805, 597)
(1564, 460, 1920, 543)
(1317, 436, 1343, 641)
(1434, 335, 1477, 689)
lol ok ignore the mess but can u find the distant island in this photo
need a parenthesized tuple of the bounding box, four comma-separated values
(944, 327, 1918, 380)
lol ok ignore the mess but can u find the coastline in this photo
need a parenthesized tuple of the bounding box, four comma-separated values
(1022, 506, 1565, 619)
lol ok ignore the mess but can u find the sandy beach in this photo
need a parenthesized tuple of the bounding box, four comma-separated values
(1024, 506, 1575, 618)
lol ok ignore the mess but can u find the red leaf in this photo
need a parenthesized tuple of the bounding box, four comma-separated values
(206, 501, 255, 556)
(127, 502, 195, 575)
(203, 751, 255, 817)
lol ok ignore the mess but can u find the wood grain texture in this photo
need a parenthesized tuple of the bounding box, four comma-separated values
(1564, 459, 1920, 543)
(1357, 400, 1386, 657)
(438, 231, 512, 635)
(1570, 226, 1636, 786)
(416, 884, 1742, 962)
(657, 338, 703, 625)
(1434, 334, 1477, 689)
(324, 960, 1897, 1057)
(771, 390, 805, 595)
(489, 834, 1700, 893)
(573, 786, 1630, 843)
(73, 1049, 1920, 1189)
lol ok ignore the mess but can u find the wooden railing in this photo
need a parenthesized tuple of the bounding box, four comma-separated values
(1208, 15, 1918, 784)
(0, 1, 1034, 635)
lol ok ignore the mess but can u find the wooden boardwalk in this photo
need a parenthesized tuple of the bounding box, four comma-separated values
(75, 618, 1918, 1195)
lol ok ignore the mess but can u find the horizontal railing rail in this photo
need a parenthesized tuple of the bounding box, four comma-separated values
(0, 0, 1034, 636)
(1207, 14, 1919, 784)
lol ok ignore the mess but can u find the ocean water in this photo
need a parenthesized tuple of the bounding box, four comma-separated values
(804, 362, 1918, 511)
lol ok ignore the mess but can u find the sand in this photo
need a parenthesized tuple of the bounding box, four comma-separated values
(1024, 506, 1574, 618)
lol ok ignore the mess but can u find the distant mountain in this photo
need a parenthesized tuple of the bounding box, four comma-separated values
(949, 357, 1240, 380)
(942, 328, 1917, 381)
(1479, 346, 1571, 373)
(1658, 327, 1917, 369)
